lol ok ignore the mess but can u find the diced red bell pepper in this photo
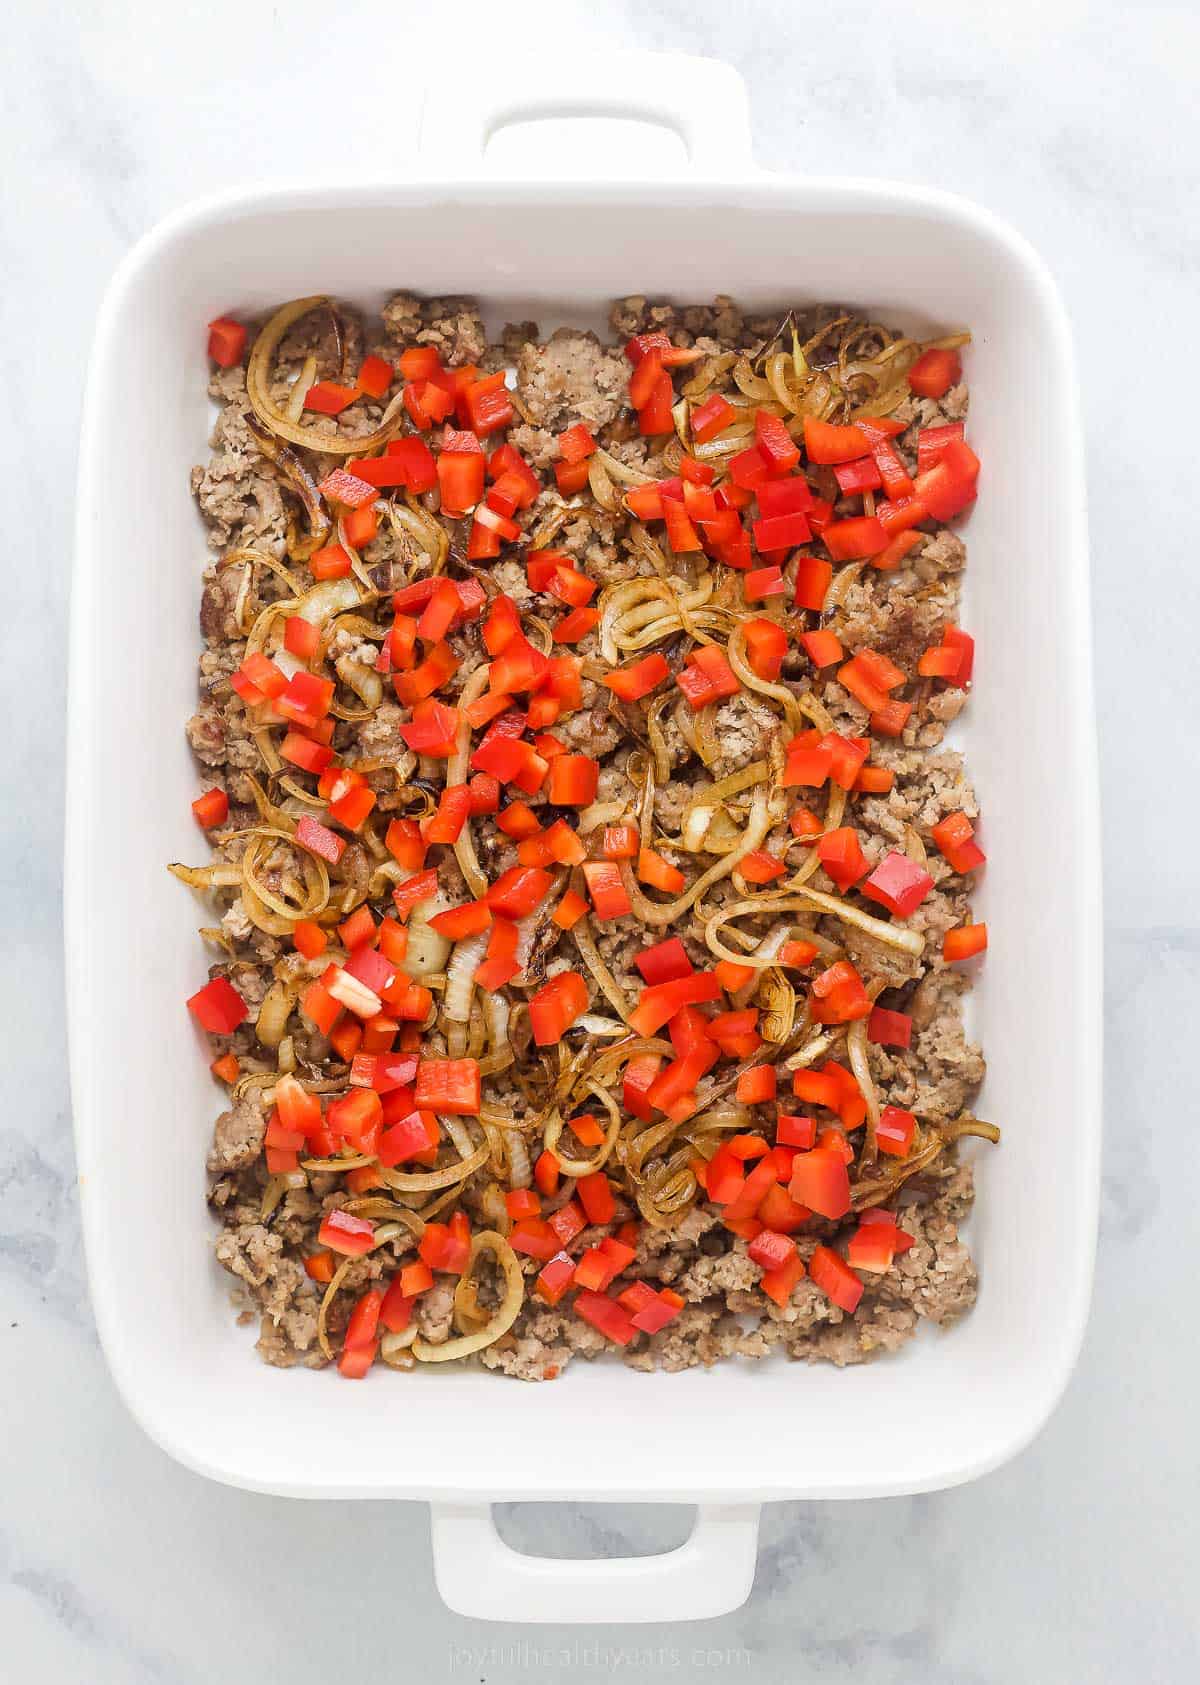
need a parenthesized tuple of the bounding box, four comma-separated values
(636, 369, 676, 436)
(760, 1252, 806, 1307)
(788, 1149, 851, 1220)
(187, 975, 247, 1034)
(467, 772, 500, 815)
(816, 732, 868, 791)
(756, 477, 814, 516)
(547, 755, 598, 806)
(576, 1172, 616, 1226)
(867, 1007, 913, 1049)
(735, 850, 782, 887)
(304, 381, 360, 417)
(748, 1229, 798, 1272)
(690, 393, 735, 442)
(413, 1057, 481, 1115)
(283, 615, 321, 662)
(568, 1113, 606, 1149)
(341, 1289, 385, 1365)
(810, 960, 872, 1024)
(191, 787, 228, 829)
(581, 860, 631, 920)
(553, 606, 600, 644)
(808, 1244, 864, 1313)
(486, 865, 553, 918)
(532, 1151, 561, 1199)
(385, 818, 426, 873)
(377, 1107, 439, 1167)
(604, 653, 669, 702)
(729, 446, 771, 490)
(871, 530, 922, 572)
(337, 1337, 378, 1379)
(488, 638, 550, 696)
(399, 1260, 435, 1296)
(744, 565, 788, 601)
(474, 916, 520, 991)
(624, 1285, 685, 1335)
(398, 699, 460, 757)
(869, 698, 912, 738)
(736, 1066, 777, 1105)
(783, 740, 832, 789)
(529, 970, 589, 1045)
(393, 642, 461, 706)
(318, 1210, 376, 1257)
(877, 1104, 917, 1158)
(623, 1055, 662, 1121)
(791, 1069, 842, 1110)
(207, 316, 246, 367)
(317, 468, 376, 510)
(602, 824, 639, 859)
(916, 423, 966, 474)
(636, 849, 686, 894)
(752, 513, 811, 553)
(574, 1289, 638, 1346)
(391, 869, 439, 922)
(461, 375, 514, 438)
(419, 1212, 472, 1274)
(931, 811, 986, 874)
(379, 1276, 415, 1334)
(802, 416, 870, 464)
(304, 1250, 335, 1284)
(420, 784, 471, 847)
(293, 816, 347, 869)
(944, 923, 987, 962)
(535, 1251, 577, 1305)
(557, 422, 597, 464)
(398, 346, 441, 382)
(678, 645, 739, 708)
(861, 850, 934, 918)
(239, 652, 287, 700)
(755, 410, 800, 472)
(816, 826, 867, 889)
(793, 556, 833, 612)
(278, 670, 336, 730)
(776, 1113, 817, 1150)
(437, 448, 485, 516)
(908, 348, 962, 398)
(742, 618, 788, 681)
(497, 808, 544, 848)
(344, 503, 378, 550)
(823, 517, 889, 561)
(833, 455, 883, 495)
(628, 971, 721, 1037)
(428, 899, 492, 942)
(552, 888, 588, 930)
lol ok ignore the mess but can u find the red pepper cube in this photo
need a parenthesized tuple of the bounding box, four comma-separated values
(808, 1244, 864, 1313)
(861, 850, 935, 919)
(317, 1210, 376, 1257)
(788, 1149, 851, 1220)
(576, 1172, 615, 1226)
(186, 976, 247, 1034)
(877, 1104, 917, 1157)
(207, 316, 246, 367)
(535, 1252, 577, 1306)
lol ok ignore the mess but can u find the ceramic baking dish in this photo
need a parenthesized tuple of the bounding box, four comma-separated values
(66, 53, 1100, 1623)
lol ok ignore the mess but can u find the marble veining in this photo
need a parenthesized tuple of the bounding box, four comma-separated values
(4, 0, 1198, 1677)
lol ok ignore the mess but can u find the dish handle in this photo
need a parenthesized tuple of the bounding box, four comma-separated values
(418, 52, 754, 178)
(429, 1501, 760, 1623)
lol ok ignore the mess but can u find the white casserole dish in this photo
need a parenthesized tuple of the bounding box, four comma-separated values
(66, 54, 1100, 1623)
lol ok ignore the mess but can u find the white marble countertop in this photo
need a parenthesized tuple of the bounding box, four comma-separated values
(5, 0, 1197, 1677)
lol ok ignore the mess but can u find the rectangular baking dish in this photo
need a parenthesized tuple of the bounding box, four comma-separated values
(66, 54, 1100, 1623)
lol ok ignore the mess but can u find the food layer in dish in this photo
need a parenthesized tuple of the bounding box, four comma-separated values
(178, 290, 996, 1381)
